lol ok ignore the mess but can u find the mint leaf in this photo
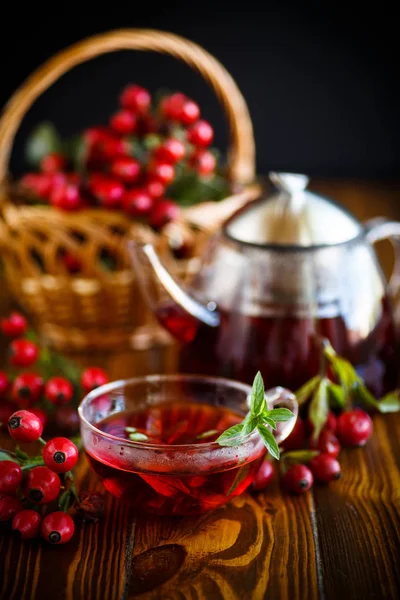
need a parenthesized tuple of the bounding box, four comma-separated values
(129, 432, 148, 442)
(242, 415, 259, 435)
(262, 416, 277, 430)
(216, 424, 244, 446)
(295, 375, 321, 406)
(226, 463, 252, 496)
(250, 371, 265, 416)
(309, 378, 329, 441)
(257, 424, 280, 460)
(196, 429, 219, 440)
(377, 392, 400, 413)
(266, 408, 294, 422)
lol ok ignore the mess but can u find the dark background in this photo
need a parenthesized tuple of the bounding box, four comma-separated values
(1, 2, 399, 178)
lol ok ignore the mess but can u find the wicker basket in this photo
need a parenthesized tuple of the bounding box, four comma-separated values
(0, 29, 256, 351)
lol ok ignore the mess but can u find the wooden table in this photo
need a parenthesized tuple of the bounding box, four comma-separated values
(1, 180, 400, 600)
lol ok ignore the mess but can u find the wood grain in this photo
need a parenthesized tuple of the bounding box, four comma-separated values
(1, 180, 400, 600)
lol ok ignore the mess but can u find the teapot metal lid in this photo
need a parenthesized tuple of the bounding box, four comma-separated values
(225, 172, 362, 247)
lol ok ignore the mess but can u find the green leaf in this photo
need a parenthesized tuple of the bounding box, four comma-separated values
(126, 137, 148, 163)
(282, 450, 319, 464)
(15, 447, 29, 461)
(143, 134, 162, 150)
(352, 382, 379, 410)
(63, 134, 87, 171)
(196, 429, 219, 440)
(377, 392, 400, 413)
(266, 408, 294, 423)
(309, 378, 329, 441)
(262, 416, 277, 430)
(216, 423, 244, 446)
(226, 463, 252, 496)
(250, 371, 265, 417)
(295, 375, 321, 406)
(327, 383, 346, 409)
(0, 451, 18, 463)
(242, 415, 259, 436)
(327, 354, 358, 395)
(25, 122, 61, 167)
(129, 432, 148, 442)
(257, 424, 280, 460)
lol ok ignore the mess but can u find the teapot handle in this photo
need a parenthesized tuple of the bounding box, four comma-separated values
(365, 217, 400, 310)
(264, 386, 299, 445)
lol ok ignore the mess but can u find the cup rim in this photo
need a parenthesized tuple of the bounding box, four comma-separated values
(78, 373, 259, 451)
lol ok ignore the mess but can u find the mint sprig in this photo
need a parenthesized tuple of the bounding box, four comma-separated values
(216, 372, 294, 460)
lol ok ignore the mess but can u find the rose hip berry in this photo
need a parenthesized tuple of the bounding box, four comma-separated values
(120, 84, 151, 114)
(150, 199, 180, 230)
(12, 509, 42, 540)
(0, 461, 23, 495)
(310, 429, 341, 458)
(12, 373, 44, 406)
(149, 162, 175, 185)
(0, 371, 10, 397)
(45, 377, 74, 406)
(110, 109, 138, 135)
(190, 149, 216, 175)
(9, 339, 39, 368)
(1, 312, 28, 337)
(43, 437, 79, 473)
(283, 464, 314, 494)
(337, 409, 373, 447)
(143, 178, 165, 199)
(0, 494, 23, 522)
(81, 367, 109, 394)
(309, 454, 342, 483)
(188, 120, 214, 147)
(29, 407, 48, 428)
(89, 175, 124, 209)
(40, 153, 67, 173)
(51, 183, 83, 211)
(179, 100, 200, 125)
(160, 93, 186, 120)
(110, 156, 141, 184)
(122, 189, 154, 217)
(41, 511, 75, 545)
(24, 467, 60, 504)
(8, 410, 43, 442)
(252, 459, 275, 491)
(281, 419, 305, 451)
(154, 139, 185, 164)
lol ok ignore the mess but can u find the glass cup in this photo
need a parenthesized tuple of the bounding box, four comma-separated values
(78, 375, 298, 516)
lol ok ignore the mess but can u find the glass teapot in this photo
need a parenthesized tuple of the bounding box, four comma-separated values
(130, 173, 400, 396)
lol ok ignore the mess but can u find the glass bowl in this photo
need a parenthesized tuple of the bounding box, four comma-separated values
(78, 375, 297, 516)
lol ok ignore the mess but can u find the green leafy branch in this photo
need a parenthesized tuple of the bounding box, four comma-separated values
(295, 339, 400, 440)
(217, 372, 294, 460)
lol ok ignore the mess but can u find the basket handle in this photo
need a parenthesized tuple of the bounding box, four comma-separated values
(0, 29, 255, 185)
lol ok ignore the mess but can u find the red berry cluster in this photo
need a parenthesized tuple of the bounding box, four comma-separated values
(0, 413, 79, 543)
(0, 311, 109, 434)
(19, 85, 218, 231)
(251, 408, 373, 494)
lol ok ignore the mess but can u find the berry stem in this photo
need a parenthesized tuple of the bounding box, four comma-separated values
(38, 437, 46, 446)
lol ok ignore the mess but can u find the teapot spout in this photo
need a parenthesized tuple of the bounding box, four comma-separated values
(128, 241, 220, 343)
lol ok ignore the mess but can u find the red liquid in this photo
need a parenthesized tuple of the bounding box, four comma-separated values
(87, 402, 265, 515)
(156, 297, 397, 396)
